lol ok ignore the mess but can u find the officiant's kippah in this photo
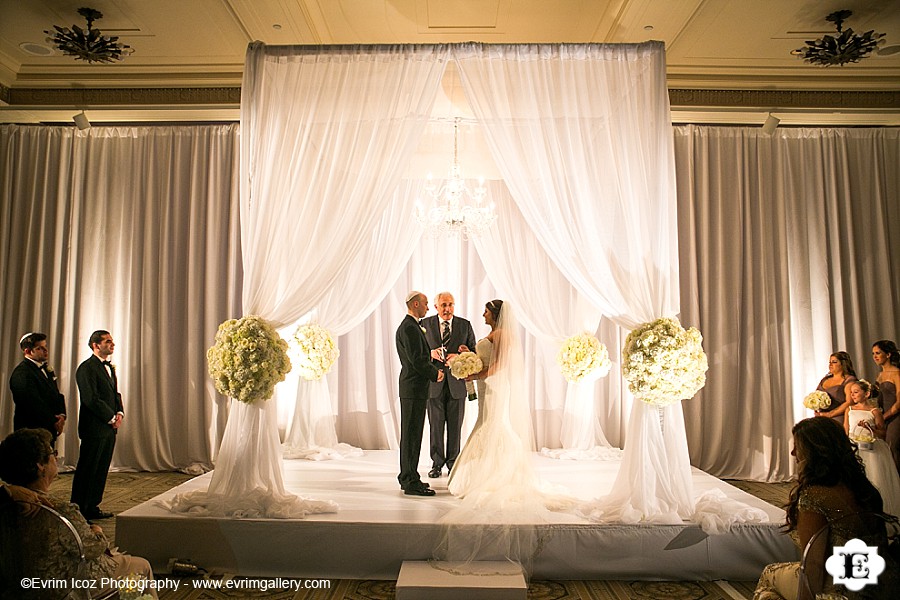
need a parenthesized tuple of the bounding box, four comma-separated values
(405, 291, 421, 303)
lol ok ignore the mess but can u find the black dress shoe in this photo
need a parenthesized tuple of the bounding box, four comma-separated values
(87, 510, 115, 519)
(428, 468, 442, 478)
(404, 485, 435, 496)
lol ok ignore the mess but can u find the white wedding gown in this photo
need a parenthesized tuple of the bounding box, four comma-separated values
(849, 409, 900, 517)
(448, 338, 540, 502)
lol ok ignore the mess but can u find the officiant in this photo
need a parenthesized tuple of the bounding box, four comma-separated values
(422, 292, 476, 479)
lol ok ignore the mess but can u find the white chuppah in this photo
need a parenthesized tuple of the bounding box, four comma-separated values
(173, 41, 759, 537)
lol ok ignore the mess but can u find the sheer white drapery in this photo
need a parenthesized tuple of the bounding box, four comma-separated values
(472, 181, 617, 456)
(202, 43, 448, 509)
(454, 43, 690, 520)
(281, 181, 425, 459)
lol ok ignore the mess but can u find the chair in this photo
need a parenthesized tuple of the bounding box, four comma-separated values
(797, 511, 900, 600)
(0, 499, 91, 600)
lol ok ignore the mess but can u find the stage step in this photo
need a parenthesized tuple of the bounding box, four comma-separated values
(396, 560, 527, 600)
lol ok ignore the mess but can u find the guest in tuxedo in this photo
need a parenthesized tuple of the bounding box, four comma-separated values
(422, 292, 476, 478)
(9, 332, 66, 445)
(395, 291, 443, 496)
(70, 330, 124, 520)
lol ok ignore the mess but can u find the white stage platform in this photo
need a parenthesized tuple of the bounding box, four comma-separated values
(116, 451, 794, 580)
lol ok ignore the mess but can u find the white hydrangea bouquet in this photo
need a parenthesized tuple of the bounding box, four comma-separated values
(803, 390, 831, 411)
(207, 315, 291, 404)
(622, 317, 708, 407)
(557, 332, 611, 382)
(448, 351, 483, 400)
(293, 323, 340, 380)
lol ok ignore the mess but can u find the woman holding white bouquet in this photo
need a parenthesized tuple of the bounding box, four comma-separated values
(815, 351, 858, 425)
(844, 380, 900, 516)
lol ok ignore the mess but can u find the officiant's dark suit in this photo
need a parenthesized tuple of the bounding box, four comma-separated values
(10, 335, 66, 445)
(395, 292, 442, 496)
(422, 292, 476, 477)
(71, 330, 124, 520)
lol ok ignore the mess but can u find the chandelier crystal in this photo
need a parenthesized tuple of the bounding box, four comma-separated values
(792, 10, 885, 66)
(416, 119, 496, 238)
(45, 7, 133, 64)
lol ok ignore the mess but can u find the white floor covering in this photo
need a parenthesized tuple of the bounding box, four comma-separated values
(116, 450, 794, 580)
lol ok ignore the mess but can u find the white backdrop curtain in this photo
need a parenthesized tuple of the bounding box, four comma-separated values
(454, 42, 690, 520)
(208, 42, 449, 503)
(2, 122, 898, 486)
(0, 123, 242, 472)
(675, 125, 900, 481)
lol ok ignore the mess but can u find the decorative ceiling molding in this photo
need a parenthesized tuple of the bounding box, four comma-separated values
(669, 88, 900, 110)
(4, 86, 898, 111)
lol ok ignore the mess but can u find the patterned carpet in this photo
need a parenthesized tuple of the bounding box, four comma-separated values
(47, 472, 792, 599)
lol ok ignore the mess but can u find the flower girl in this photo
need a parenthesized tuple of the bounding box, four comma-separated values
(844, 379, 900, 516)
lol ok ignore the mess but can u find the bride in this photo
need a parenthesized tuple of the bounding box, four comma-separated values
(436, 300, 571, 571)
(447, 299, 538, 501)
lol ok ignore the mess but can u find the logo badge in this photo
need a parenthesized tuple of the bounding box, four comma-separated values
(824, 538, 885, 591)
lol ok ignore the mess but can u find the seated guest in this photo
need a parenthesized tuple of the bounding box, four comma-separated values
(754, 417, 896, 600)
(0, 428, 158, 599)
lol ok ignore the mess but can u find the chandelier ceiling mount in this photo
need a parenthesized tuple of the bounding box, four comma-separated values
(45, 7, 133, 64)
(792, 10, 885, 66)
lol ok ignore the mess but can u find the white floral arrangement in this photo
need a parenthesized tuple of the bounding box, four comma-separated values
(803, 390, 831, 411)
(448, 351, 483, 380)
(557, 332, 611, 382)
(207, 316, 291, 404)
(622, 317, 708, 407)
(118, 574, 153, 600)
(292, 324, 340, 380)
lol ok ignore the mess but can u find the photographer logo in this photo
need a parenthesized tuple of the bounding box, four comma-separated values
(824, 538, 885, 592)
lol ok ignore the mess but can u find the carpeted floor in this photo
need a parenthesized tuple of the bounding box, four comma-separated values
(47, 471, 793, 599)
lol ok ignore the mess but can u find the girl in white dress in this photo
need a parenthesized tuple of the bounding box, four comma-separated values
(844, 379, 900, 516)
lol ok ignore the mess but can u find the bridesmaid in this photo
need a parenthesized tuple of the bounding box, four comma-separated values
(814, 351, 857, 425)
(873, 339, 900, 474)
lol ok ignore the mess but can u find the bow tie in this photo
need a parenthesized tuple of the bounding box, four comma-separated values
(102, 360, 113, 368)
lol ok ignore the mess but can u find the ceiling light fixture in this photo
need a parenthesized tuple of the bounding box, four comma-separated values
(761, 113, 780, 135)
(792, 10, 885, 66)
(73, 111, 91, 130)
(45, 7, 133, 64)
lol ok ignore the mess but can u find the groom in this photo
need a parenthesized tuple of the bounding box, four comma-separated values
(422, 292, 476, 478)
(395, 291, 443, 496)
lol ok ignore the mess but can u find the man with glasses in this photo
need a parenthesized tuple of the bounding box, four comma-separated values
(9, 332, 67, 446)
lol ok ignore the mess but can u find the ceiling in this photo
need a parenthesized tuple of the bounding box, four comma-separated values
(1, 0, 899, 126)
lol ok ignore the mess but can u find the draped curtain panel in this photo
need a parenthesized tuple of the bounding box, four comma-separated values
(2, 121, 898, 484)
(675, 126, 900, 481)
(0, 124, 242, 472)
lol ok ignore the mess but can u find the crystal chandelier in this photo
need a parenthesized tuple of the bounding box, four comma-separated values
(792, 10, 885, 66)
(416, 119, 496, 238)
(45, 7, 133, 64)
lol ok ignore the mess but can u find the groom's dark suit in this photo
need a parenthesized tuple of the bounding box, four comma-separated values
(395, 314, 441, 491)
(422, 314, 476, 472)
(9, 359, 66, 443)
(71, 354, 124, 518)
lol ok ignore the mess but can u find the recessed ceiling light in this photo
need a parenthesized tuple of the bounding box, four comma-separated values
(643, 25, 654, 31)
(19, 42, 54, 56)
(877, 44, 900, 56)
(273, 24, 282, 30)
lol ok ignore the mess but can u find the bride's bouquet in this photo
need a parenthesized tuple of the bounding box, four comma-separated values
(802, 390, 831, 411)
(448, 351, 483, 401)
(292, 323, 340, 380)
(622, 317, 708, 407)
(207, 316, 292, 405)
(557, 332, 611, 382)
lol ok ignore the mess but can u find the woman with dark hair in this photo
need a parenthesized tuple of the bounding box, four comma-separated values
(754, 417, 890, 599)
(0, 428, 158, 599)
(815, 351, 857, 424)
(873, 340, 900, 473)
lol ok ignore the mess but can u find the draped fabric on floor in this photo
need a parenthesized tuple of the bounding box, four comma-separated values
(0, 122, 897, 484)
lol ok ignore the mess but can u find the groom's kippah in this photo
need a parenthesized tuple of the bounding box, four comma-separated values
(405, 291, 421, 303)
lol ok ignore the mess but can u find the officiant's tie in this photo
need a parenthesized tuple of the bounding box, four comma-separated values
(441, 320, 451, 348)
